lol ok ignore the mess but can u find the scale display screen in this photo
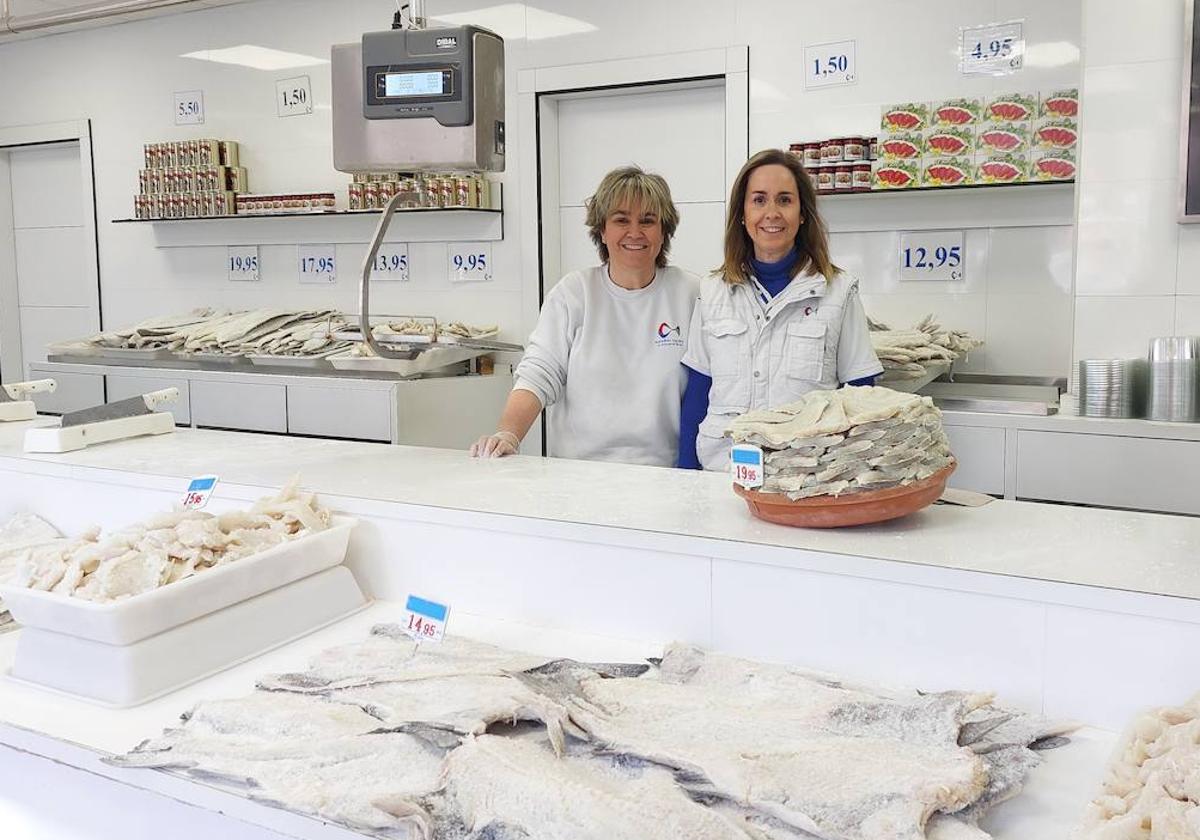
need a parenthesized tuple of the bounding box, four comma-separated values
(383, 70, 446, 97)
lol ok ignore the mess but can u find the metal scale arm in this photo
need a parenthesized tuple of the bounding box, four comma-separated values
(359, 189, 415, 359)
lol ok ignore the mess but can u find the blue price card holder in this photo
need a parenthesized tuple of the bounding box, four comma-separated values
(182, 475, 219, 509)
(730, 444, 764, 489)
(404, 594, 449, 642)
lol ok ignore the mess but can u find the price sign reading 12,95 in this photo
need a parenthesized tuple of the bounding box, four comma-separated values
(298, 245, 337, 284)
(373, 245, 410, 281)
(899, 230, 965, 282)
(448, 242, 492, 283)
(804, 40, 856, 89)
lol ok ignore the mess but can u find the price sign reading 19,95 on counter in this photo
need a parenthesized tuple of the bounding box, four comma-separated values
(298, 245, 337, 284)
(731, 444, 764, 489)
(899, 230, 965, 282)
(804, 40, 856, 89)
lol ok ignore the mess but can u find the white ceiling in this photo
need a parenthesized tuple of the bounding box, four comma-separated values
(1, 0, 255, 40)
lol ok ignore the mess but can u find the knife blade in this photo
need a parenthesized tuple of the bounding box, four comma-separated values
(60, 387, 179, 428)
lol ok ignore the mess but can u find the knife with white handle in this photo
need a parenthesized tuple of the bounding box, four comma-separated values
(1, 379, 57, 402)
(60, 387, 180, 428)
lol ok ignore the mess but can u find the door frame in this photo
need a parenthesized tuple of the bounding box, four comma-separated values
(0, 119, 101, 383)
(516, 47, 749, 453)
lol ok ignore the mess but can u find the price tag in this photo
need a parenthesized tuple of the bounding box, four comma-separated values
(182, 475, 218, 510)
(804, 40, 856, 89)
(298, 245, 336, 283)
(402, 594, 449, 642)
(731, 444, 764, 489)
(276, 75, 313, 117)
(227, 246, 260, 282)
(899, 230, 965, 282)
(960, 20, 1024, 75)
(174, 90, 205, 125)
(448, 242, 492, 283)
(371, 244, 410, 281)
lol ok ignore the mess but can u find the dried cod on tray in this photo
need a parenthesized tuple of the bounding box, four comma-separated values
(868, 314, 983, 383)
(726, 386, 954, 499)
(6, 479, 329, 603)
(109, 627, 1076, 840)
(0, 512, 65, 631)
(344, 319, 500, 358)
(1078, 693, 1200, 840)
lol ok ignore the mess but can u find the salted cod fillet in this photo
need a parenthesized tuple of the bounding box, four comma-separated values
(520, 644, 991, 840)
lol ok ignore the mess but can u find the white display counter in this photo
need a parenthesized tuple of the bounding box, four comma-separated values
(0, 418, 1196, 838)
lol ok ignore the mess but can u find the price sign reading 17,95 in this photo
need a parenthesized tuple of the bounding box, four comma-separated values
(298, 245, 337, 284)
(899, 230, 965, 282)
(804, 40, 856, 89)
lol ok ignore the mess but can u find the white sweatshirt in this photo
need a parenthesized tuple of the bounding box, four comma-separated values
(514, 265, 698, 467)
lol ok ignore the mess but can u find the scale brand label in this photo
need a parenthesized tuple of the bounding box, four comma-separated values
(403, 594, 449, 642)
(436, 36, 458, 49)
(183, 475, 219, 510)
(731, 444, 764, 489)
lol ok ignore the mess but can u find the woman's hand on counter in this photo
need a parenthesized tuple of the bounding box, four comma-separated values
(470, 430, 521, 458)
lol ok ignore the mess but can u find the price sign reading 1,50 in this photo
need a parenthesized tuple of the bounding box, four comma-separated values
(803, 39, 856, 89)
(899, 231, 966, 283)
(276, 75, 313, 117)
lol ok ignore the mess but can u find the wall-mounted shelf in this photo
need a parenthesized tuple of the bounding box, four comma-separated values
(820, 180, 1075, 233)
(111, 206, 501, 223)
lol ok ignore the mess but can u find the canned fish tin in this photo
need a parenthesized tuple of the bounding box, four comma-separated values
(380, 179, 398, 205)
(843, 137, 868, 162)
(454, 176, 472, 208)
(852, 161, 873, 191)
(869, 136, 879, 160)
(822, 139, 845, 163)
(475, 177, 490, 210)
(788, 143, 805, 158)
(803, 143, 822, 169)
(218, 140, 240, 167)
(815, 165, 834, 192)
(439, 176, 455, 208)
(349, 182, 364, 211)
(364, 181, 380, 209)
(834, 163, 854, 191)
(143, 144, 155, 169)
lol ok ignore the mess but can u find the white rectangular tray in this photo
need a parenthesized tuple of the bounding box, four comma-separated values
(328, 346, 477, 376)
(0, 515, 356, 646)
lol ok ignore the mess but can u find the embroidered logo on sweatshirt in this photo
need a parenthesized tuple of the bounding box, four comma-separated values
(655, 322, 683, 348)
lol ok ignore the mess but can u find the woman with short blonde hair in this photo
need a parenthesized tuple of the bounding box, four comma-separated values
(678, 148, 882, 471)
(471, 165, 698, 466)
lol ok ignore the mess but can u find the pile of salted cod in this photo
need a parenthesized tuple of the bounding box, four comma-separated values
(0, 512, 65, 631)
(7, 480, 329, 603)
(1078, 693, 1200, 839)
(345, 320, 500, 359)
(110, 628, 1075, 840)
(726, 386, 954, 499)
(867, 315, 983, 383)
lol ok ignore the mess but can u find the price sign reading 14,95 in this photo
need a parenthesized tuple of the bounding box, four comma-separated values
(804, 40, 856, 89)
(899, 230, 965, 282)
(448, 242, 492, 283)
(402, 594, 449, 643)
(372, 245, 410, 281)
(960, 20, 1024, 75)
(298, 245, 336, 284)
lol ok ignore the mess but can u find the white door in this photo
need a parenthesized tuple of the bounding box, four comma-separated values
(0, 140, 103, 409)
(550, 82, 728, 290)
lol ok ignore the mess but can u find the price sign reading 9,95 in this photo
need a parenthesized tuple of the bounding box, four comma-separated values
(298, 245, 337, 284)
(372, 245, 410, 281)
(899, 230, 965, 282)
(448, 242, 493, 283)
(804, 40, 856, 89)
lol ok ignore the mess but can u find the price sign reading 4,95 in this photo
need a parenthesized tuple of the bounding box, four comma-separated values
(731, 444, 764, 490)
(960, 20, 1024, 75)
(276, 75, 313, 117)
(182, 475, 219, 510)
(174, 89, 205, 125)
(227, 246, 260, 282)
(298, 245, 337, 284)
(899, 230, 965, 282)
(373, 245, 410, 281)
(402, 594, 449, 643)
(804, 40, 856, 89)
(448, 242, 493, 283)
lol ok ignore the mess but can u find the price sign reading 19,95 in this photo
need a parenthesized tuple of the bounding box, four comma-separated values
(804, 40, 856, 89)
(899, 230, 965, 283)
(298, 245, 337, 284)
(227, 246, 260, 282)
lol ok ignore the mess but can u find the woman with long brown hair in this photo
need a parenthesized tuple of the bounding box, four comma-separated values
(677, 149, 881, 471)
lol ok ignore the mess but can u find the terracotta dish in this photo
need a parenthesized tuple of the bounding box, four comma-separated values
(733, 461, 957, 528)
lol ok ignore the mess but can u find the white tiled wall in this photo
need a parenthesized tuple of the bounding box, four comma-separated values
(0, 0, 1080, 376)
(1073, 0, 1193, 366)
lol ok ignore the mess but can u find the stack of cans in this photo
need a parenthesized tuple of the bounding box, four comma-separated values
(1147, 337, 1200, 422)
(134, 139, 245, 219)
(1076, 359, 1147, 419)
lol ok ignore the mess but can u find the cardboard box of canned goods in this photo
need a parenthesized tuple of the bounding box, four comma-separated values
(880, 102, 929, 133)
(924, 125, 975, 157)
(922, 156, 974, 187)
(984, 92, 1037, 124)
(1031, 148, 1076, 181)
(1039, 88, 1079, 120)
(974, 152, 1029, 184)
(976, 122, 1031, 155)
(931, 98, 983, 127)
(877, 132, 924, 161)
(873, 159, 920, 189)
(1032, 118, 1078, 151)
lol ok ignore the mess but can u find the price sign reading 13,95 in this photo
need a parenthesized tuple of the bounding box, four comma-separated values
(804, 40, 856, 89)
(899, 230, 965, 282)
(298, 245, 336, 284)
(448, 242, 492, 283)
(372, 245, 410, 281)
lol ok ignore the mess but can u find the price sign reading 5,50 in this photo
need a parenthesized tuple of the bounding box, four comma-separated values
(804, 39, 856, 89)
(960, 20, 1024, 75)
(899, 231, 965, 282)
(174, 89, 205, 125)
(373, 245, 410, 281)
(298, 245, 337, 284)
(448, 243, 493, 283)
(276, 75, 313, 117)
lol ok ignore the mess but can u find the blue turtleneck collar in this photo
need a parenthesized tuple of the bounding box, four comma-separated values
(750, 246, 799, 299)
